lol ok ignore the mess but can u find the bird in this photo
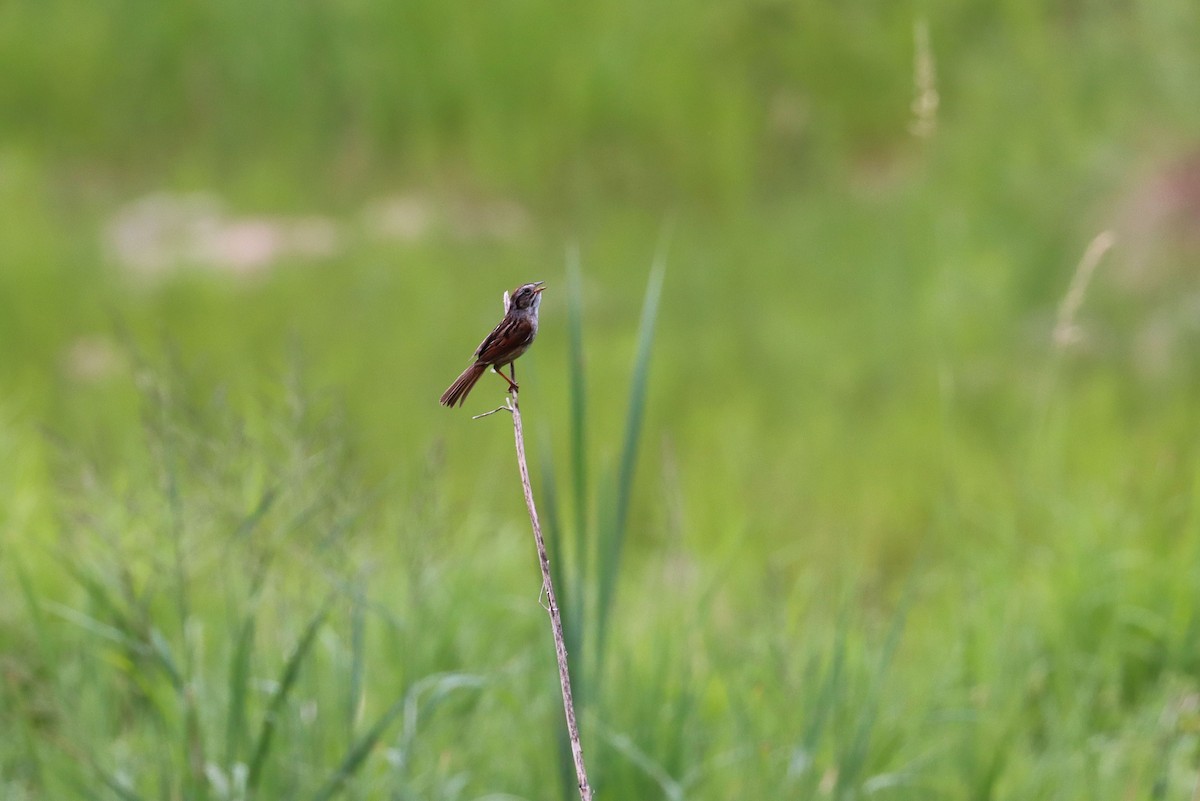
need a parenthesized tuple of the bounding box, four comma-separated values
(440, 281, 545, 407)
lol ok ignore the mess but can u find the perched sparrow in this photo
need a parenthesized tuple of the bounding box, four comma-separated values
(440, 281, 546, 407)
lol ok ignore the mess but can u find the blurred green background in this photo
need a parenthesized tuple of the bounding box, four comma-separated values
(3, 1, 1200, 798)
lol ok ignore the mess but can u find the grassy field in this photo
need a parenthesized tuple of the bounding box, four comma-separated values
(3, 1, 1200, 798)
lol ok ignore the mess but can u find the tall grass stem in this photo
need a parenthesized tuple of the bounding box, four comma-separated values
(507, 393, 594, 801)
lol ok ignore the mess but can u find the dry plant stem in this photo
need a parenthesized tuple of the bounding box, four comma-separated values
(1054, 230, 1115, 347)
(493, 391, 594, 801)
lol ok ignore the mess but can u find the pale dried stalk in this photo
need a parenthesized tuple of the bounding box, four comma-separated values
(910, 18, 939, 138)
(503, 393, 594, 800)
(1054, 230, 1116, 347)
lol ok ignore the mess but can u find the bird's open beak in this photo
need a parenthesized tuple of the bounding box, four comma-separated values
(533, 281, 546, 293)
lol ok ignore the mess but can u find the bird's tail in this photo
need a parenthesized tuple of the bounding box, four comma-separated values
(440, 363, 488, 407)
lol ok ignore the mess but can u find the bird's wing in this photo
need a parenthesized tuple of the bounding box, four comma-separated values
(474, 315, 534, 364)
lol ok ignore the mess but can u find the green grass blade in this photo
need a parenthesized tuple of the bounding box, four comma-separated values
(94, 763, 148, 801)
(595, 244, 667, 664)
(9, 557, 50, 786)
(347, 580, 367, 738)
(398, 673, 488, 755)
(60, 563, 137, 646)
(12, 554, 48, 644)
(46, 602, 144, 653)
(537, 439, 564, 581)
(225, 556, 273, 768)
(802, 626, 847, 754)
(566, 245, 590, 594)
(784, 611, 850, 794)
(147, 627, 184, 692)
(538, 444, 573, 649)
(600, 726, 684, 801)
(310, 695, 407, 801)
(312, 673, 484, 801)
(837, 596, 909, 796)
(247, 595, 335, 791)
(225, 613, 257, 767)
(231, 486, 279, 542)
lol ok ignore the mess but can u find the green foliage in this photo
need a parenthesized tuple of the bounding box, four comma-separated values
(536, 243, 665, 795)
(3, 0, 1200, 799)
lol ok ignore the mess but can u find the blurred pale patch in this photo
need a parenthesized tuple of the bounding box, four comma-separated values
(61, 336, 122, 383)
(104, 192, 340, 281)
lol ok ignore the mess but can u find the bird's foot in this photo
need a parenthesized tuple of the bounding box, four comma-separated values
(494, 366, 519, 394)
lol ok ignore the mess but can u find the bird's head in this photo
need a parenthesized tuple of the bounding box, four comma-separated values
(509, 281, 545, 311)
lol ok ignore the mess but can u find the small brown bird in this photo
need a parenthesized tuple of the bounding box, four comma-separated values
(440, 281, 545, 407)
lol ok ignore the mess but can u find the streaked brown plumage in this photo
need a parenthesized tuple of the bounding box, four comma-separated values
(440, 281, 545, 407)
